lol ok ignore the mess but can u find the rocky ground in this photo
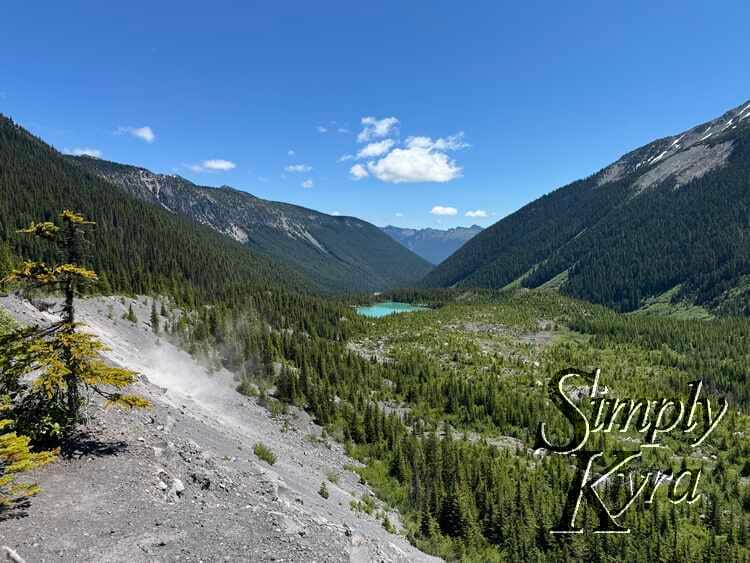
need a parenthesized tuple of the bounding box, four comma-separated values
(0, 295, 439, 563)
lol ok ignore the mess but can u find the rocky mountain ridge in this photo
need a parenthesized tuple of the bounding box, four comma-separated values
(70, 157, 433, 293)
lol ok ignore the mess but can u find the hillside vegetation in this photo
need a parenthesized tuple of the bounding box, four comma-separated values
(172, 287, 750, 560)
(0, 115, 308, 300)
(423, 100, 750, 314)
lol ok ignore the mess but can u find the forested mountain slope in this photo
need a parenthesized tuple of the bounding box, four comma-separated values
(0, 114, 305, 297)
(423, 99, 750, 313)
(382, 224, 483, 264)
(72, 157, 433, 293)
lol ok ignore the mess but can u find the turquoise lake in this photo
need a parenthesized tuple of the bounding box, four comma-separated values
(356, 301, 428, 318)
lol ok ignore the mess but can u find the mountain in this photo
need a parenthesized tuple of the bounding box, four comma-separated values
(423, 99, 750, 314)
(71, 157, 432, 293)
(0, 114, 304, 296)
(381, 225, 483, 264)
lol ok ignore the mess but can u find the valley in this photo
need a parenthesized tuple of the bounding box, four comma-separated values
(3, 189, 750, 562)
(341, 290, 750, 559)
(6, 282, 748, 560)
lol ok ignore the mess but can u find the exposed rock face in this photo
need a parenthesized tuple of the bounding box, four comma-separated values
(597, 101, 750, 190)
(633, 141, 734, 192)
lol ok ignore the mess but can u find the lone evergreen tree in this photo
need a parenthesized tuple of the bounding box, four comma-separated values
(150, 300, 160, 335)
(0, 211, 148, 433)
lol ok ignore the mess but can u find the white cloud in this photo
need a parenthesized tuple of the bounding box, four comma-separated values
(357, 116, 399, 143)
(288, 149, 296, 156)
(349, 163, 369, 180)
(357, 139, 395, 159)
(285, 164, 313, 173)
(395, 212, 404, 217)
(405, 132, 469, 151)
(115, 125, 156, 143)
(430, 206, 458, 216)
(65, 147, 102, 158)
(331, 211, 341, 216)
(465, 209, 488, 218)
(301, 179, 314, 189)
(132, 126, 156, 143)
(367, 147, 462, 183)
(187, 159, 236, 172)
(337, 128, 350, 134)
(317, 126, 328, 133)
(203, 159, 236, 171)
(346, 119, 468, 183)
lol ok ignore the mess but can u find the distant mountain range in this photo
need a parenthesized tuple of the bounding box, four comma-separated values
(381, 225, 483, 265)
(70, 157, 432, 293)
(423, 99, 750, 315)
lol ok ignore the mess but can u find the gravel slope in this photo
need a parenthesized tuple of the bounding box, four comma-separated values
(0, 294, 439, 563)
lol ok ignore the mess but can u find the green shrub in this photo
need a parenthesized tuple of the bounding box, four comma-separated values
(253, 442, 276, 465)
(123, 304, 137, 323)
(236, 380, 259, 397)
(266, 398, 288, 417)
(350, 493, 376, 515)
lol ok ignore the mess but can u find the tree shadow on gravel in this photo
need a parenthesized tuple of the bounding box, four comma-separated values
(1, 430, 129, 522)
(0, 498, 32, 522)
(59, 428, 129, 459)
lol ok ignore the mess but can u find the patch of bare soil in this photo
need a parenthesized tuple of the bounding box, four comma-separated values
(448, 321, 557, 347)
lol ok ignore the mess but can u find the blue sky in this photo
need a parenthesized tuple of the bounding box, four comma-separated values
(3, 1, 750, 228)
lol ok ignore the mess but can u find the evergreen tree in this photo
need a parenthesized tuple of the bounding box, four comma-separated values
(0, 211, 148, 432)
(125, 304, 137, 324)
(150, 300, 160, 335)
